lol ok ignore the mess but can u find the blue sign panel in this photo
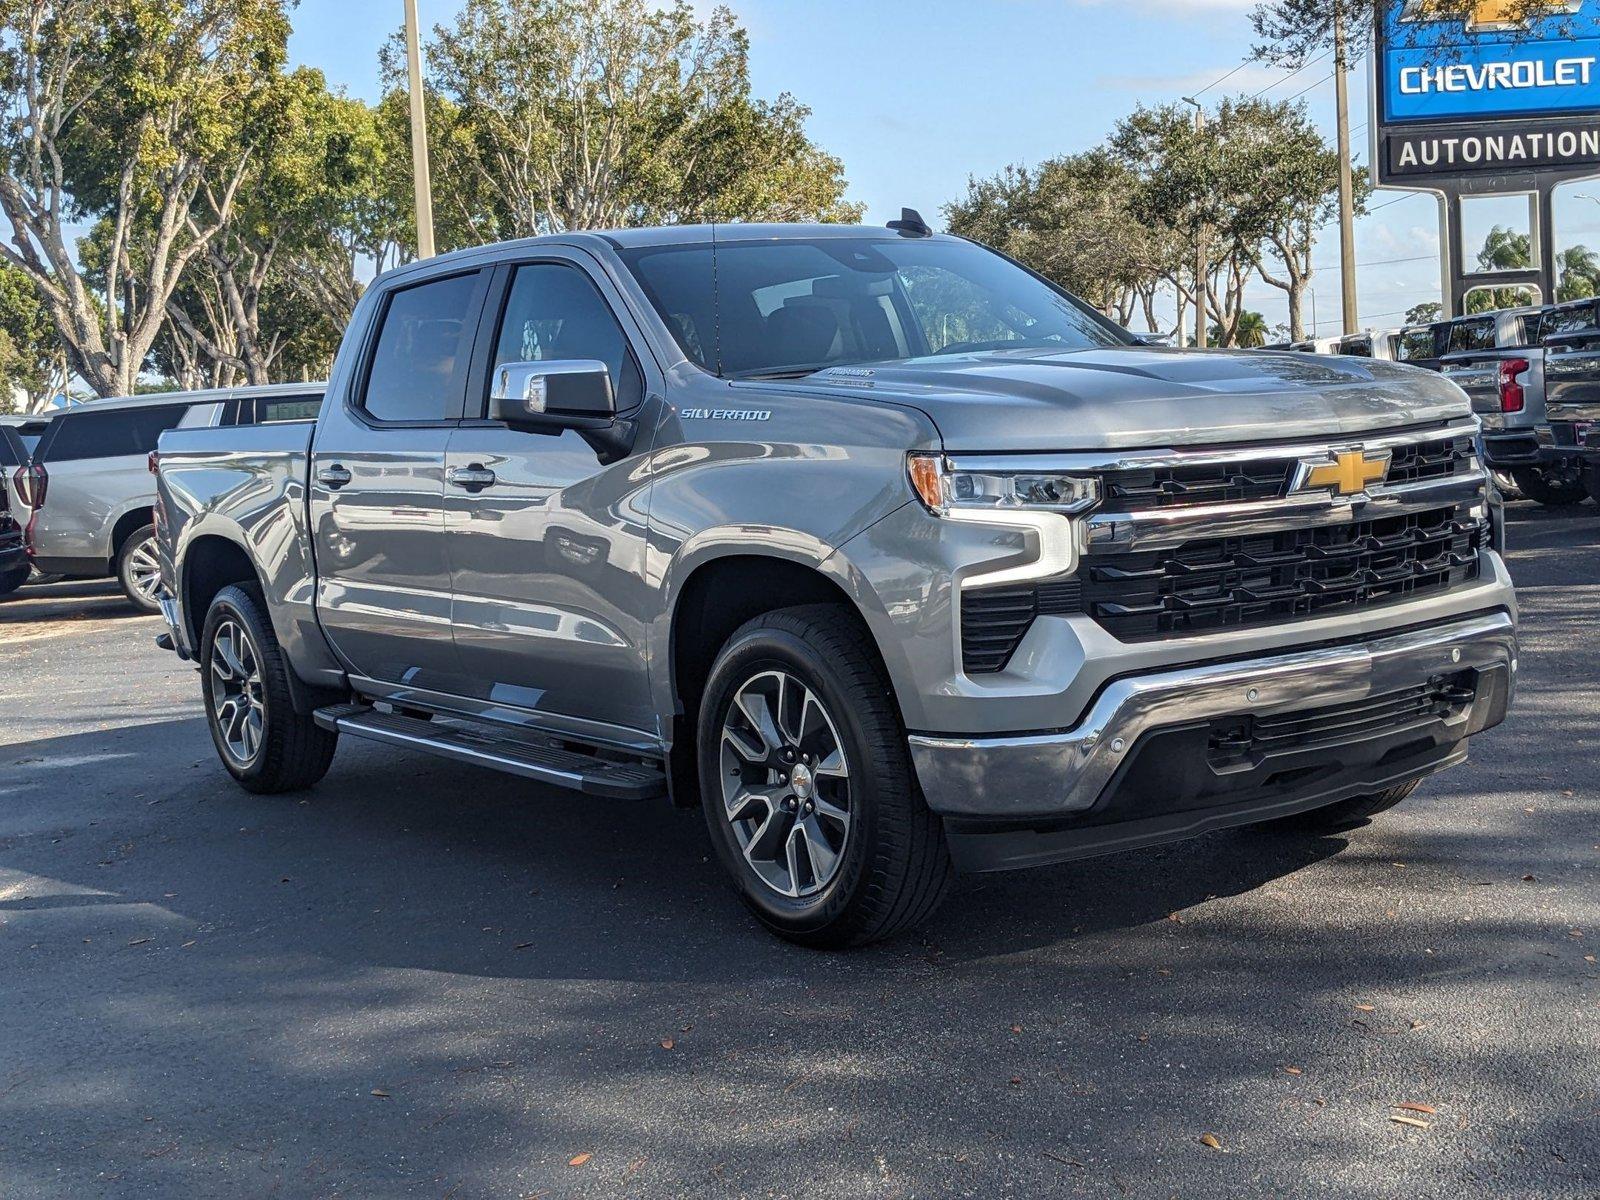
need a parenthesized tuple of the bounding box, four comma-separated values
(1382, 2, 1600, 124)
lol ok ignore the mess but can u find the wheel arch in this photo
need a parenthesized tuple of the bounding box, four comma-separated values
(660, 547, 907, 807)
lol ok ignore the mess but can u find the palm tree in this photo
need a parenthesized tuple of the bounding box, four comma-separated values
(1210, 310, 1269, 348)
(1557, 245, 1600, 302)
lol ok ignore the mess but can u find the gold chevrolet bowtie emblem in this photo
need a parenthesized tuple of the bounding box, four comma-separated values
(1399, 0, 1582, 33)
(1296, 448, 1392, 498)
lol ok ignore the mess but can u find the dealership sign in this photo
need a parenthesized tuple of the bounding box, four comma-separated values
(1374, 0, 1600, 185)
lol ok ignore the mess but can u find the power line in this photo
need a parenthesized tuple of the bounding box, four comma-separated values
(1248, 48, 1333, 99)
(1192, 59, 1253, 98)
(1309, 252, 1434, 271)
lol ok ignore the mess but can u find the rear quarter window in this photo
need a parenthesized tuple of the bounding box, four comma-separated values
(38, 404, 190, 463)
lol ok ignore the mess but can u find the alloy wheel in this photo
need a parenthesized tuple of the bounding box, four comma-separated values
(209, 618, 266, 765)
(718, 669, 851, 899)
(126, 535, 163, 606)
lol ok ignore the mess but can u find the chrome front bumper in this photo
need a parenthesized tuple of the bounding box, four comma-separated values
(909, 609, 1516, 823)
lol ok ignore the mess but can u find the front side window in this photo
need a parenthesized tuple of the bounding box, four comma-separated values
(485, 263, 642, 413)
(361, 272, 482, 423)
(1446, 318, 1496, 354)
(620, 236, 1130, 379)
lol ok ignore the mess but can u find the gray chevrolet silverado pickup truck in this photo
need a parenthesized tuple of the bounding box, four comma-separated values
(155, 220, 1518, 947)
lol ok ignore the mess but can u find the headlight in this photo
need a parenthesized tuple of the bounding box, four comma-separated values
(907, 453, 1100, 515)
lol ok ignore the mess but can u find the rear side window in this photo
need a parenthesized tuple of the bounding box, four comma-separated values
(256, 394, 323, 424)
(1445, 318, 1496, 353)
(1395, 328, 1437, 361)
(1336, 337, 1372, 357)
(39, 404, 188, 463)
(1541, 301, 1600, 339)
(361, 272, 483, 423)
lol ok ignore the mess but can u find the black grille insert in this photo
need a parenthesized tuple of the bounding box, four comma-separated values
(961, 579, 1082, 674)
(1080, 504, 1483, 641)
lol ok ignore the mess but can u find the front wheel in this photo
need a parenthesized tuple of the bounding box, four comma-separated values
(697, 605, 952, 948)
(1510, 465, 1590, 508)
(116, 524, 164, 612)
(201, 583, 337, 794)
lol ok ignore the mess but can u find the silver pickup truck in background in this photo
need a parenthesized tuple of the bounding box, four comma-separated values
(1439, 302, 1596, 507)
(155, 220, 1518, 947)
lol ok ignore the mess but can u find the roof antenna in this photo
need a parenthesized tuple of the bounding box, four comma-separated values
(887, 207, 931, 237)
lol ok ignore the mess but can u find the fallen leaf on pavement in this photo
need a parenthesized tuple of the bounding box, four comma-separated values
(1394, 1102, 1437, 1114)
(1009, 1076, 1023, 1086)
(568, 1153, 591, 1167)
(1284, 1066, 1302, 1075)
(1011, 1025, 1023, 1034)
(660, 1038, 675, 1050)
(1198, 1133, 1222, 1150)
(369, 1089, 390, 1098)
(1354, 1004, 1375, 1012)
(128, 938, 151, 946)
(1523, 874, 1537, 882)
(1390, 1115, 1430, 1129)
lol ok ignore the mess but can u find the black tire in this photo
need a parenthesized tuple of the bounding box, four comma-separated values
(696, 604, 953, 948)
(200, 583, 337, 794)
(0, 561, 28, 598)
(115, 523, 163, 613)
(1264, 779, 1420, 834)
(1510, 465, 1590, 507)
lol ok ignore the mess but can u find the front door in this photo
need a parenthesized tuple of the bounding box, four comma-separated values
(443, 258, 660, 746)
(310, 268, 489, 689)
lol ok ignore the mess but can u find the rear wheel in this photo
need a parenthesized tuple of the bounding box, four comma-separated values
(1510, 465, 1590, 507)
(115, 524, 163, 612)
(201, 583, 337, 794)
(1265, 779, 1420, 834)
(697, 605, 952, 948)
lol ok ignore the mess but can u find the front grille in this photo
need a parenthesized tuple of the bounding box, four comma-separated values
(1078, 504, 1483, 641)
(956, 428, 1486, 673)
(1103, 431, 1473, 511)
(1206, 671, 1477, 769)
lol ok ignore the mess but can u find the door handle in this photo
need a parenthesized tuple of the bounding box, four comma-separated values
(447, 464, 497, 492)
(316, 464, 352, 490)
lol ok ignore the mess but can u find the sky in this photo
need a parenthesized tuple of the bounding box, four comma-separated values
(286, 0, 1600, 339)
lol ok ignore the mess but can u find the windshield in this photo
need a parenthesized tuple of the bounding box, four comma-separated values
(617, 235, 1132, 379)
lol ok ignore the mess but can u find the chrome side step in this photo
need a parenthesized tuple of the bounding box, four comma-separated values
(313, 703, 667, 801)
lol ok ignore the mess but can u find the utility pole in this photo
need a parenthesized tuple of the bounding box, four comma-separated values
(1333, 0, 1357, 334)
(1182, 96, 1208, 349)
(404, 0, 436, 259)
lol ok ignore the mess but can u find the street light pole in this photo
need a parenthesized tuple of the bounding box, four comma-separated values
(1333, 0, 1358, 334)
(1182, 96, 1207, 349)
(404, 0, 436, 260)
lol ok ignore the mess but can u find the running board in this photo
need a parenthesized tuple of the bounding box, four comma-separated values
(313, 704, 667, 801)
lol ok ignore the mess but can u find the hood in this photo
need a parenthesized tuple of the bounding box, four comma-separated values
(786, 346, 1470, 452)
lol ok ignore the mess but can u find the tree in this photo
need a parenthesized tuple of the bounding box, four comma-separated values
(1465, 224, 1538, 311)
(944, 151, 1176, 329)
(1249, 2, 1575, 66)
(0, 260, 66, 409)
(1231, 98, 1366, 341)
(1556, 244, 1600, 302)
(159, 68, 383, 385)
(1213, 310, 1269, 347)
(395, 0, 860, 247)
(1112, 98, 1288, 346)
(1405, 301, 1442, 324)
(0, 0, 294, 397)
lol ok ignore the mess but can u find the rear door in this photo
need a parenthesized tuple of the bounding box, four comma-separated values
(309, 269, 489, 689)
(442, 256, 660, 743)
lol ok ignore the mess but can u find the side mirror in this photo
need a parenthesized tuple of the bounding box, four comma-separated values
(489, 360, 616, 431)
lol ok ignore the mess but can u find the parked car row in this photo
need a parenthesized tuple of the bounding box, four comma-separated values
(0, 386, 324, 607)
(1282, 301, 1600, 508)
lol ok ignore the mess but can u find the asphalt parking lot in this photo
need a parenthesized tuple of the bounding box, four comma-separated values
(0, 505, 1595, 1200)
